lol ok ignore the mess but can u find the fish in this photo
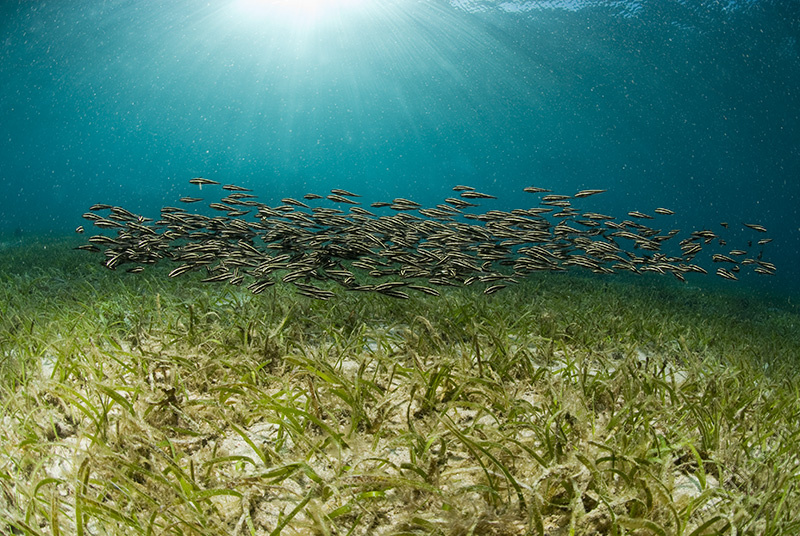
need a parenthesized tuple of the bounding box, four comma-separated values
(654, 208, 675, 215)
(377, 288, 409, 299)
(168, 264, 195, 278)
(93, 218, 123, 229)
(583, 212, 615, 220)
(573, 189, 606, 198)
(392, 198, 421, 208)
(444, 198, 478, 208)
(78, 180, 777, 300)
(350, 207, 376, 217)
(628, 211, 654, 219)
(188, 178, 219, 190)
(222, 184, 252, 192)
(712, 254, 737, 263)
(460, 191, 497, 199)
(248, 279, 276, 294)
(523, 186, 551, 193)
(408, 284, 440, 296)
(743, 223, 767, 233)
(88, 235, 120, 245)
(330, 188, 361, 197)
(542, 194, 571, 202)
(281, 198, 310, 208)
(327, 194, 360, 205)
(201, 272, 235, 283)
(294, 282, 335, 300)
(484, 284, 507, 295)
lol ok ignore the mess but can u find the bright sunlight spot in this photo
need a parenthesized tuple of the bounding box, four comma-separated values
(233, 0, 366, 25)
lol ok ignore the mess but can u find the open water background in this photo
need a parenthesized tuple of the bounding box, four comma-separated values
(1, 0, 798, 298)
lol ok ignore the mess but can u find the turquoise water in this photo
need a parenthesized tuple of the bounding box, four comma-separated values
(1, 0, 797, 296)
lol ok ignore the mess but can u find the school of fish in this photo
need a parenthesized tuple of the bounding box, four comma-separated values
(75, 178, 776, 299)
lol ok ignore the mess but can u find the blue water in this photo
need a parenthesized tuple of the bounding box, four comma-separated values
(1, 0, 798, 297)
